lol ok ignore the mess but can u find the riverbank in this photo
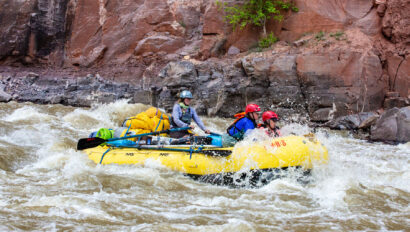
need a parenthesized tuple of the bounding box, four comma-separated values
(1, 64, 409, 144)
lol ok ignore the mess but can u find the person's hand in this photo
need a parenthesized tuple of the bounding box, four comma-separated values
(205, 129, 211, 134)
(189, 125, 195, 129)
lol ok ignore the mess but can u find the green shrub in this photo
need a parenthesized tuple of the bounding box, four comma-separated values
(329, 31, 344, 40)
(258, 32, 278, 48)
(315, 31, 325, 41)
(216, 0, 298, 36)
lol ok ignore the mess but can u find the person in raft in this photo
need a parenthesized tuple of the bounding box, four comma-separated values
(226, 103, 261, 141)
(259, 110, 281, 137)
(169, 90, 211, 138)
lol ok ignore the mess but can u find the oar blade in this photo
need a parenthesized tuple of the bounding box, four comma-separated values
(77, 137, 106, 150)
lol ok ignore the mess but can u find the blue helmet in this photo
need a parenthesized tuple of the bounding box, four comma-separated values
(180, 90, 193, 99)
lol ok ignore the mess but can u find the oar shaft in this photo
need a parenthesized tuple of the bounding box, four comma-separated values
(106, 145, 231, 156)
(107, 127, 190, 141)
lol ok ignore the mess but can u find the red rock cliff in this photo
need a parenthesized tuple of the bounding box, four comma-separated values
(0, 0, 408, 119)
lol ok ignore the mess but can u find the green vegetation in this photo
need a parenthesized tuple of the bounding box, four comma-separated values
(329, 31, 344, 40)
(258, 32, 278, 48)
(315, 31, 325, 41)
(178, 21, 186, 28)
(216, 0, 298, 36)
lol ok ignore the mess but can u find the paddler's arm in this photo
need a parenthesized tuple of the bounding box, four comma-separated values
(191, 108, 210, 133)
(172, 104, 189, 128)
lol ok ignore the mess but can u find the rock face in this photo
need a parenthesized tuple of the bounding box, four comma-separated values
(0, 0, 36, 62)
(381, 0, 410, 46)
(0, 67, 146, 107)
(297, 50, 385, 121)
(370, 107, 410, 143)
(0, 0, 409, 142)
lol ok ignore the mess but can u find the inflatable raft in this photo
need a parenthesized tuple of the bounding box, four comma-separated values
(83, 135, 328, 187)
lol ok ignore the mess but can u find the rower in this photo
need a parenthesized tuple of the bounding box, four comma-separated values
(169, 90, 210, 138)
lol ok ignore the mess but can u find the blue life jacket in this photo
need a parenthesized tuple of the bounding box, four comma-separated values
(227, 116, 257, 140)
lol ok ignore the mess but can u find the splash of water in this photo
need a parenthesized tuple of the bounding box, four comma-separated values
(0, 101, 408, 231)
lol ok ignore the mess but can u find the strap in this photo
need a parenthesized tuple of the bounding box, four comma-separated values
(124, 119, 132, 136)
(99, 148, 111, 164)
(154, 114, 163, 132)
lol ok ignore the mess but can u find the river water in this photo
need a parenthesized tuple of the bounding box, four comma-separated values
(0, 100, 408, 231)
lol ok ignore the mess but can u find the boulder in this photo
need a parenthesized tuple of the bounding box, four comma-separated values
(159, 61, 198, 88)
(325, 112, 379, 130)
(241, 54, 298, 85)
(384, 97, 410, 109)
(311, 108, 333, 122)
(227, 46, 240, 56)
(0, 84, 12, 102)
(370, 107, 410, 143)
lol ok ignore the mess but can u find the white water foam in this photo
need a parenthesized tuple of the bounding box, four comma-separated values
(1, 101, 409, 231)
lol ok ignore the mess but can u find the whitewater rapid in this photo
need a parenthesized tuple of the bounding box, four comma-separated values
(0, 101, 408, 231)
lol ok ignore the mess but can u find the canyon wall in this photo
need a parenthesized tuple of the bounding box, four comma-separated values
(0, 0, 408, 121)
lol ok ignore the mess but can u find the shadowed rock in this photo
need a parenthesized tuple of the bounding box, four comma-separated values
(370, 107, 410, 143)
(325, 112, 379, 130)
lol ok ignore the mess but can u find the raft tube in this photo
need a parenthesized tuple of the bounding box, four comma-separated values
(84, 135, 328, 187)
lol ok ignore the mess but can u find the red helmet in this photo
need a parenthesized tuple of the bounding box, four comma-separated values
(262, 111, 279, 122)
(245, 104, 261, 113)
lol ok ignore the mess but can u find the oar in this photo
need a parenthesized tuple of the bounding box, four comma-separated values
(139, 145, 231, 156)
(77, 127, 190, 150)
(111, 145, 232, 157)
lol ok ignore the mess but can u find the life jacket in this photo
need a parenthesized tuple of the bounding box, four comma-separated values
(258, 124, 281, 137)
(227, 112, 256, 140)
(171, 103, 192, 127)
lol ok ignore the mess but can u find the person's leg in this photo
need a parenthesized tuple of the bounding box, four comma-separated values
(169, 130, 190, 138)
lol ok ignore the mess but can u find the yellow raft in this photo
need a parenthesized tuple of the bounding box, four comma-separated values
(84, 135, 328, 187)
